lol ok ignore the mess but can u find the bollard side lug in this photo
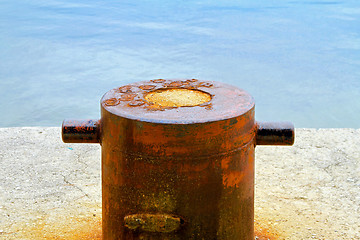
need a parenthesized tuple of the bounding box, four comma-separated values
(255, 121, 295, 146)
(62, 119, 101, 144)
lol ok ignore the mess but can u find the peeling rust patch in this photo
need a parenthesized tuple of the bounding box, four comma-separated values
(198, 81, 214, 88)
(187, 78, 198, 82)
(124, 214, 183, 233)
(100, 79, 256, 122)
(117, 85, 133, 93)
(151, 78, 166, 83)
(119, 93, 137, 101)
(128, 100, 145, 107)
(139, 84, 156, 90)
(163, 81, 184, 88)
(101, 79, 228, 113)
(104, 98, 120, 106)
(145, 103, 170, 111)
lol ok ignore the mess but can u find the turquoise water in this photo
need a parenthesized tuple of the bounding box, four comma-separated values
(0, 0, 359, 127)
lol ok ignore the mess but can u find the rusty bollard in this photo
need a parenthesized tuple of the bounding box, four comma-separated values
(62, 79, 294, 240)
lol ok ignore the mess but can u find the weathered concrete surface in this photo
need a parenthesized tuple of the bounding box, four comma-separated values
(255, 129, 360, 239)
(0, 128, 359, 239)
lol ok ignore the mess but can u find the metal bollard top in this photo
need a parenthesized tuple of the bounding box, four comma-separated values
(62, 79, 294, 146)
(100, 79, 254, 124)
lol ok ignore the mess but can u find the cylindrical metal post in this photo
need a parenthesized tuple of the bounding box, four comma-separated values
(99, 80, 256, 240)
(62, 79, 295, 240)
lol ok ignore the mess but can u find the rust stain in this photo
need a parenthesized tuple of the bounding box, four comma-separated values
(117, 85, 133, 93)
(101, 79, 220, 113)
(128, 100, 145, 107)
(205, 104, 213, 110)
(198, 81, 214, 88)
(104, 98, 120, 106)
(163, 81, 184, 88)
(139, 84, 156, 90)
(145, 103, 170, 111)
(254, 221, 281, 240)
(8, 214, 102, 240)
(187, 78, 198, 82)
(222, 171, 245, 188)
(124, 213, 183, 233)
(7, 214, 280, 239)
(150, 78, 166, 83)
(221, 157, 232, 169)
(119, 93, 137, 101)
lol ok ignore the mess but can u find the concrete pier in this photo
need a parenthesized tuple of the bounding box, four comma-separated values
(0, 128, 359, 239)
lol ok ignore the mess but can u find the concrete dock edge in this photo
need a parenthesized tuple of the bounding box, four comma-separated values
(0, 128, 359, 239)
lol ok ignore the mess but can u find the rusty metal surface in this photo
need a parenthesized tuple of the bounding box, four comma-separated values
(124, 213, 184, 233)
(256, 121, 295, 146)
(100, 79, 255, 124)
(101, 111, 255, 239)
(62, 79, 294, 240)
(99, 79, 256, 239)
(62, 119, 100, 143)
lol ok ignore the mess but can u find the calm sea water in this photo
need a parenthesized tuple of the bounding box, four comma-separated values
(0, 0, 359, 128)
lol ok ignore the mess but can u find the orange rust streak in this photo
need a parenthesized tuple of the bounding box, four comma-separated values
(222, 171, 245, 188)
(12, 215, 280, 240)
(14, 216, 102, 240)
(221, 157, 231, 169)
(254, 221, 280, 240)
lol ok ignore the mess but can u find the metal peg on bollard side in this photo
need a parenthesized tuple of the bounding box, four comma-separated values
(62, 119, 100, 143)
(256, 121, 295, 146)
